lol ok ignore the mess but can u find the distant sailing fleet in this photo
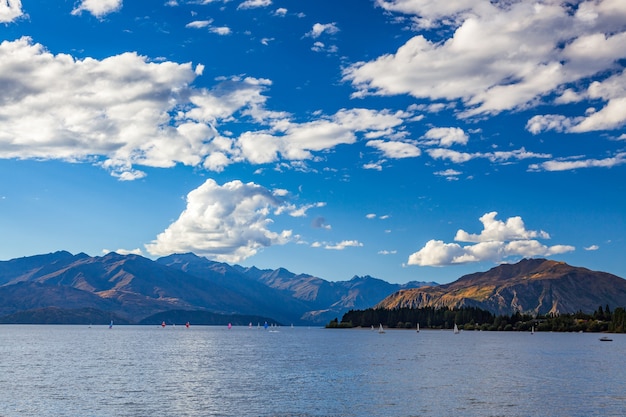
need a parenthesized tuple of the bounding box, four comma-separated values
(101, 321, 570, 337)
(104, 320, 285, 329)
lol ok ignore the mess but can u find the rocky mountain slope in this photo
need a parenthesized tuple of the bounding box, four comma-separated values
(376, 258, 626, 315)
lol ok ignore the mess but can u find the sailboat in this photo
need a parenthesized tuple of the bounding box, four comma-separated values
(378, 323, 385, 334)
(416, 323, 420, 333)
(531, 325, 535, 335)
(453, 323, 460, 334)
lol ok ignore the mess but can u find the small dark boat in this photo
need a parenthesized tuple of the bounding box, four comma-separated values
(599, 336, 613, 342)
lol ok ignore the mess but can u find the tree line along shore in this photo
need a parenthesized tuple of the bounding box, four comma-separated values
(326, 305, 626, 333)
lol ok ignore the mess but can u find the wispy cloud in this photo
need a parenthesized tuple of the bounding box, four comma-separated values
(529, 153, 626, 172)
(312, 240, 363, 250)
(366, 213, 390, 220)
(427, 148, 551, 165)
(186, 20, 213, 29)
(434, 169, 462, 181)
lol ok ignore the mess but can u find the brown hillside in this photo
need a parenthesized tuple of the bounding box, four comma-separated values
(376, 259, 626, 315)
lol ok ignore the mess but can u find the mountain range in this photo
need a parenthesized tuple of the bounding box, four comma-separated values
(2, 252, 624, 325)
(376, 258, 626, 315)
(0, 251, 433, 325)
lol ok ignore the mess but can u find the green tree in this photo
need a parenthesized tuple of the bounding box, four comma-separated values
(609, 307, 626, 333)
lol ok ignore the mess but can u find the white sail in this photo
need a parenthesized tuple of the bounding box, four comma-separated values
(416, 323, 420, 333)
(378, 324, 385, 334)
(453, 323, 459, 334)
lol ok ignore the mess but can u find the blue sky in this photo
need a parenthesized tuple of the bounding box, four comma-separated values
(0, 0, 624, 284)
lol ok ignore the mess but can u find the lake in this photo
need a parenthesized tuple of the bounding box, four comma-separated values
(0, 325, 624, 416)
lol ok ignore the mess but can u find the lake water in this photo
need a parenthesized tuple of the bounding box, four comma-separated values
(0, 325, 624, 417)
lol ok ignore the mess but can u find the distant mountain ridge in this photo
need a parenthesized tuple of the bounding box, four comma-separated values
(376, 258, 626, 315)
(0, 251, 433, 324)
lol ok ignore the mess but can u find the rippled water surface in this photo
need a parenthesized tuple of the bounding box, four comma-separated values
(0, 325, 624, 416)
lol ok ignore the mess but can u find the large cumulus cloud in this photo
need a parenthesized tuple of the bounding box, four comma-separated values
(407, 211, 575, 266)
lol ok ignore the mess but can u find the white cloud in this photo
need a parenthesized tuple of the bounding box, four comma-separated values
(408, 240, 467, 266)
(186, 20, 213, 29)
(145, 179, 294, 262)
(103, 248, 143, 256)
(272, 188, 289, 197)
(235, 108, 408, 164)
(529, 152, 626, 172)
(407, 211, 575, 266)
(0, 0, 23, 22)
(526, 114, 575, 134)
(276, 201, 326, 217)
(306, 22, 339, 38)
(0, 39, 417, 180)
(423, 127, 468, 147)
(345, 0, 626, 124)
(487, 148, 552, 163)
(238, 0, 271, 9)
(366, 139, 421, 159)
(528, 71, 626, 134)
(376, 0, 477, 21)
(585, 245, 600, 251)
(427, 147, 551, 164)
(210, 26, 232, 35)
(0, 38, 210, 179)
(311, 41, 338, 54)
(378, 250, 397, 255)
(1, 38, 349, 179)
(564, 96, 626, 133)
(312, 240, 363, 250)
(71, 0, 122, 18)
(366, 213, 390, 220)
(186, 19, 231, 35)
(427, 148, 475, 163)
(434, 169, 462, 180)
(454, 212, 549, 243)
(363, 161, 384, 171)
(274, 7, 287, 16)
